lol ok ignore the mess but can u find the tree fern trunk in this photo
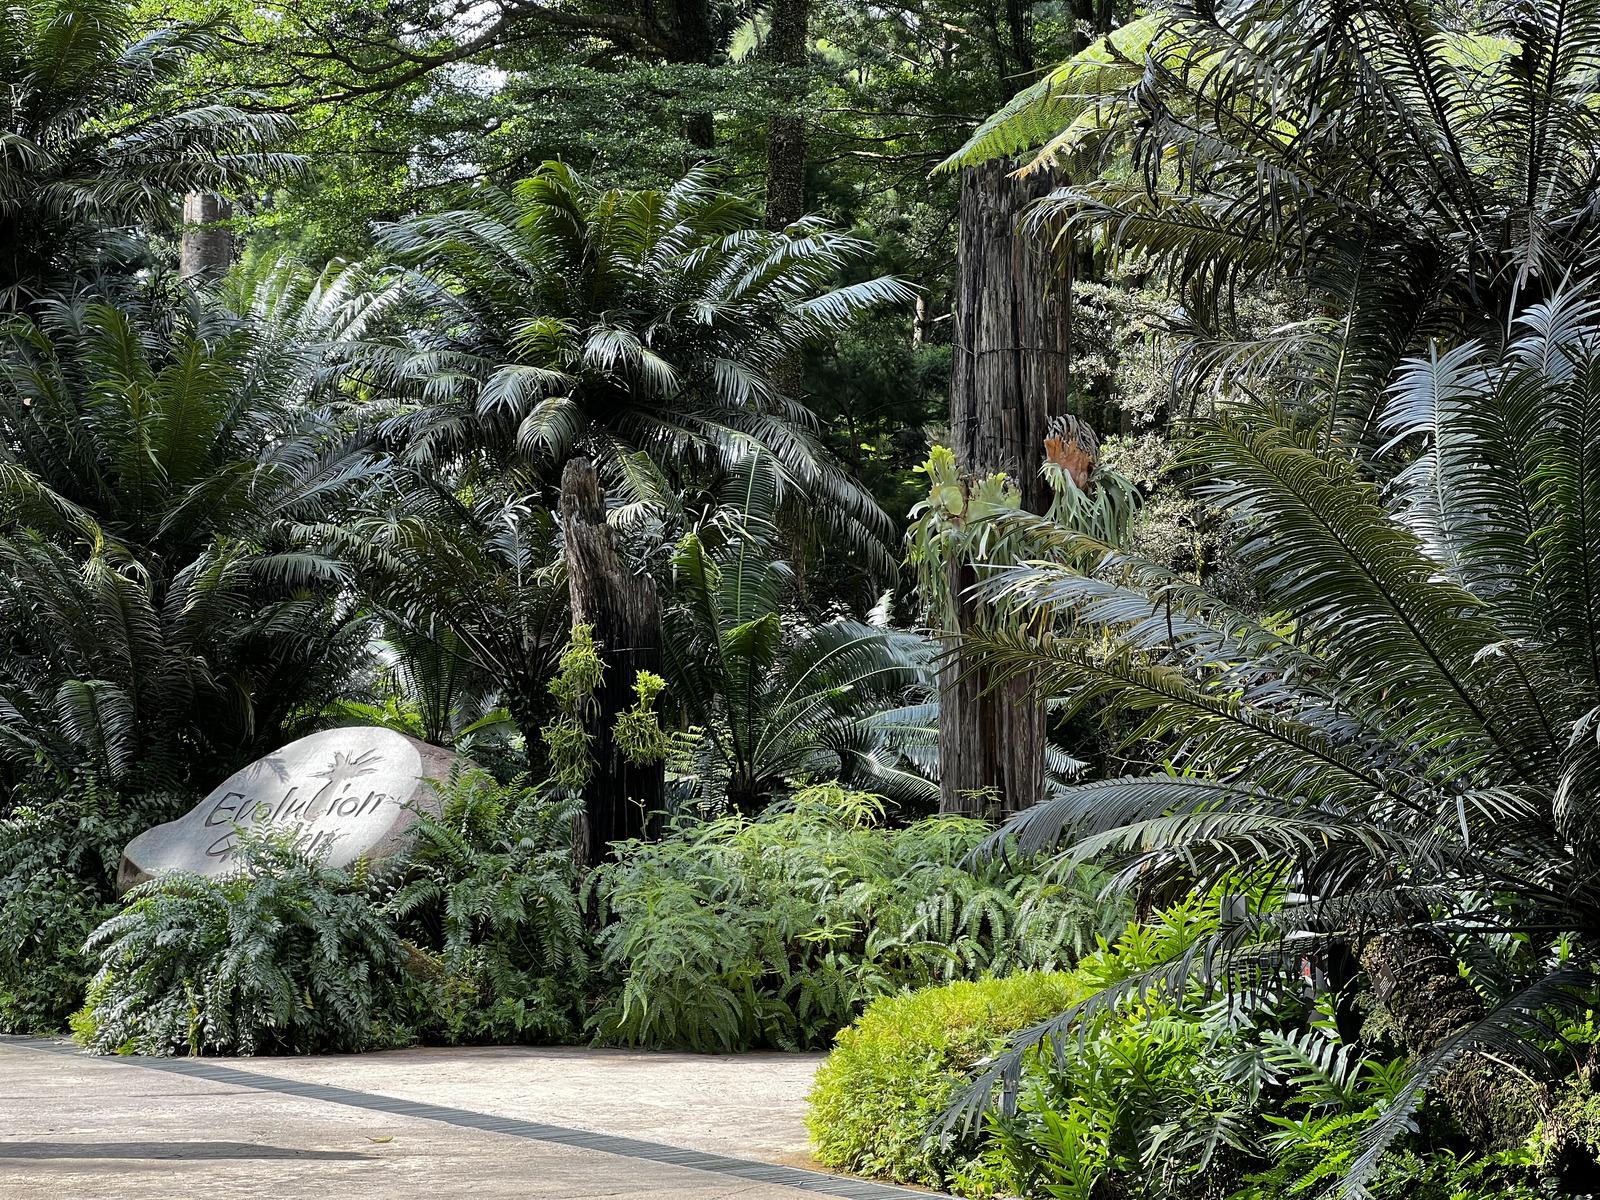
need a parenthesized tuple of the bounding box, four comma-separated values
(1361, 927, 1543, 1149)
(560, 458, 665, 866)
(939, 160, 1070, 818)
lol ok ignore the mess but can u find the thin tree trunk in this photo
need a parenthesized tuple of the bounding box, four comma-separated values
(939, 160, 1071, 818)
(180, 193, 232, 279)
(763, 0, 810, 230)
(560, 458, 665, 866)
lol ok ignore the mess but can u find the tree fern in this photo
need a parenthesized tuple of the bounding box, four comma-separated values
(942, 0, 1600, 453)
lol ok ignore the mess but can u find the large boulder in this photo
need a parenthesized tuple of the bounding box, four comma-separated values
(117, 727, 456, 895)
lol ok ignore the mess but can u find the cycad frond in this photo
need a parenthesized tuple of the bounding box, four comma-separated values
(364, 161, 906, 577)
(943, 297, 1600, 1184)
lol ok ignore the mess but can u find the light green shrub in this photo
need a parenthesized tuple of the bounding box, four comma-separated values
(807, 971, 1088, 1191)
(589, 782, 1126, 1053)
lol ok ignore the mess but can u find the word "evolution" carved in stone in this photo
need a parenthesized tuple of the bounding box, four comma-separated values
(116, 728, 456, 894)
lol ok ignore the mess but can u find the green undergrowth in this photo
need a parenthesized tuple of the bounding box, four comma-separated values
(0, 781, 191, 1033)
(586, 782, 1127, 1052)
(383, 768, 591, 1044)
(808, 971, 1088, 1189)
(808, 898, 1562, 1200)
(74, 833, 428, 1055)
(54, 773, 1129, 1057)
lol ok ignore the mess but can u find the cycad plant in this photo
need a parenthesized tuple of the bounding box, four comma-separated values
(0, 0, 296, 306)
(0, 279, 383, 789)
(366, 162, 912, 565)
(948, 290, 1600, 1192)
(344, 485, 570, 753)
(943, 0, 1600, 449)
(662, 454, 936, 812)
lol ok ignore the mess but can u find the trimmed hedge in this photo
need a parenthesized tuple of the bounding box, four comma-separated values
(806, 971, 1087, 1191)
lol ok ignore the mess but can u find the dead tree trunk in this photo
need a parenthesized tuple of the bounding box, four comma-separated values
(559, 458, 665, 867)
(179, 193, 232, 279)
(939, 160, 1071, 818)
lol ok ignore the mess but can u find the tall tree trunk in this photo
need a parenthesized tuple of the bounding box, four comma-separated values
(672, 0, 716, 152)
(763, 0, 810, 230)
(180, 192, 232, 279)
(559, 458, 665, 867)
(1005, 0, 1033, 76)
(939, 160, 1071, 818)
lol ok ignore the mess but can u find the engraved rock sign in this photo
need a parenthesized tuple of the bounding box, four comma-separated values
(116, 727, 455, 895)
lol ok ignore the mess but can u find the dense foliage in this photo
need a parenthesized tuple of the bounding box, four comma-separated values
(946, 0, 1600, 450)
(813, 900, 1560, 1200)
(384, 769, 590, 1044)
(934, 295, 1600, 1193)
(808, 969, 1088, 1188)
(0, 286, 381, 790)
(590, 784, 1125, 1051)
(57, 774, 1125, 1057)
(0, 782, 191, 1033)
(76, 832, 421, 1055)
(0, 0, 295, 306)
(662, 454, 937, 810)
(371, 163, 910, 549)
(9, 0, 1600, 1195)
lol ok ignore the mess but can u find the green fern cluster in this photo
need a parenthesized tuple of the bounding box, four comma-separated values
(383, 768, 590, 1043)
(587, 784, 1128, 1053)
(76, 831, 425, 1056)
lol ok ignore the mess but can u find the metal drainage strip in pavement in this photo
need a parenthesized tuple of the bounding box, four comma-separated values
(0, 1036, 934, 1200)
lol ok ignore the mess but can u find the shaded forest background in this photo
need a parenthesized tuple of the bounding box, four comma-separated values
(147, 0, 1140, 566)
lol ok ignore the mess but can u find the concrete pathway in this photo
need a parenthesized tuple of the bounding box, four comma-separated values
(0, 1038, 931, 1200)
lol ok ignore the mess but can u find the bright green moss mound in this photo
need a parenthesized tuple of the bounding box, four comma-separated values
(806, 972, 1086, 1190)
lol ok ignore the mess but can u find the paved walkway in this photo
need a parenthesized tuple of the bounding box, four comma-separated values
(0, 1038, 932, 1200)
